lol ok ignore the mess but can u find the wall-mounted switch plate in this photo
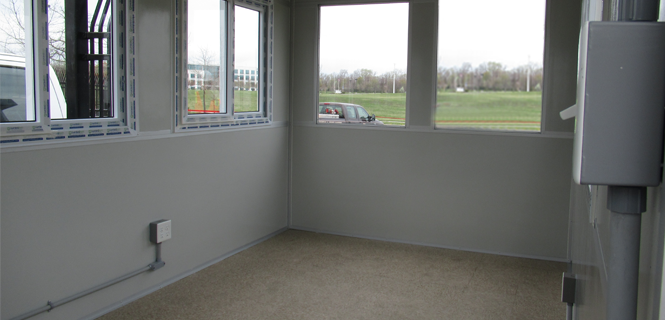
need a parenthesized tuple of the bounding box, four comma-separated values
(150, 219, 172, 244)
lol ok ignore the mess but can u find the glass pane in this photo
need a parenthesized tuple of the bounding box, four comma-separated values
(318, 3, 408, 127)
(187, 0, 225, 115)
(357, 107, 369, 119)
(0, 0, 34, 122)
(58, 0, 115, 119)
(436, 0, 545, 132)
(47, 0, 67, 119)
(345, 106, 356, 119)
(233, 5, 259, 113)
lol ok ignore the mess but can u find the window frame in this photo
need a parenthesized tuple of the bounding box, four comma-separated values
(0, 0, 137, 145)
(433, 0, 547, 134)
(315, 2, 410, 129)
(175, 0, 273, 131)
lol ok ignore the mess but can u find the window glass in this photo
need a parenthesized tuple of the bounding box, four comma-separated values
(320, 104, 344, 118)
(0, 0, 33, 122)
(436, 0, 545, 132)
(357, 107, 369, 120)
(234, 6, 259, 113)
(345, 106, 356, 119)
(318, 3, 408, 127)
(46, 0, 115, 119)
(187, 0, 225, 115)
(0, 64, 28, 122)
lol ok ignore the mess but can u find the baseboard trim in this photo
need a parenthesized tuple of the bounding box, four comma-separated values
(289, 226, 570, 263)
(82, 227, 289, 320)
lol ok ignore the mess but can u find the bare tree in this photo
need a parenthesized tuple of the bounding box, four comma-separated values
(197, 47, 218, 112)
(0, 0, 27, 54)
(0, 0, 66, 63)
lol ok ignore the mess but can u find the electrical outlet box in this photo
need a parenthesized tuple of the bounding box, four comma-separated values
(150, 219, 172, 244)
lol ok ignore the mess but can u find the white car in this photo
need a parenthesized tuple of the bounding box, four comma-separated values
(0, 53, 67, 122)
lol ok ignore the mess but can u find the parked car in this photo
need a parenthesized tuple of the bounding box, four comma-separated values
(318, 102, 384, 125)
(0, 53, 66, 122)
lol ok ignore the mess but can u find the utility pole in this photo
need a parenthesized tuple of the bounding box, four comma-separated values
(393, 63, 396, 94)
(526, 55, 531, 92)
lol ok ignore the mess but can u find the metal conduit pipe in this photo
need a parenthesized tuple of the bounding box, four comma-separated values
(606, 204, 643, 320)
(9, 243, 165, 320)
(8, 266, 152, 320)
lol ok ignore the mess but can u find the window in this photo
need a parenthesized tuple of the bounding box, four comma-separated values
(0, 0, 135, 143)
(318, 3, 408, 127)
(345, 106, 356, 119)
(357, 106, 369, 120)
(176, 0, 272, 130)
(435, 0, 545, 132)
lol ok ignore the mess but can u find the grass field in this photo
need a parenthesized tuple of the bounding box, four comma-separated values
(187, 90, 258, 114)
(319, 91, 542, 131)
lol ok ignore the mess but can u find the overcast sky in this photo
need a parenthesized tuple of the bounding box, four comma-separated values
(438, 0, 546, 69)
(319, 0, 547, 75)
(319, 3, 409, 75)
(188, 1, 258, 69)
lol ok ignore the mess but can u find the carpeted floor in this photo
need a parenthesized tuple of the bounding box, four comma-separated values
(98, 230, 567, 319)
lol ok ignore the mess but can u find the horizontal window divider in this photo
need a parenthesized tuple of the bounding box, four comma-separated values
(295, 0, 408, 7)
(174, 120, 273, 132)
(0, 127, 136, 149)
(0, 122, 287, 153)
(81, 54, 111, 61)
(81, 32, 111, 39)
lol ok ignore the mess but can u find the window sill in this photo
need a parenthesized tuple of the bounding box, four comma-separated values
(0, 121, 288, 153)
(298, 121, 573, 139)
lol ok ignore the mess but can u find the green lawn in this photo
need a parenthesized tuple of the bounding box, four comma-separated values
(319, 91, 542, 131)
(187, 90, 258, 114)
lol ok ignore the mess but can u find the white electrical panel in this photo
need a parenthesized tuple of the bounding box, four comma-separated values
(571, 21, 665, 186)
(150, 219, 172, 244)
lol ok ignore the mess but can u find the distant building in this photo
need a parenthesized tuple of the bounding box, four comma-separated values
(185, 65, 258, 91)
(187, 69, 204, 90)
(234, 67, 258, 91)
(187, 64, 220, 90)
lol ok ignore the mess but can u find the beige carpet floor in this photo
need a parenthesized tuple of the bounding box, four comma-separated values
(98, 230, 567, 319)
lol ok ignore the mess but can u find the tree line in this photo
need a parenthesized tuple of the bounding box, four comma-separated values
(319, 62, 543, 94)
(319, 69, 408, 94)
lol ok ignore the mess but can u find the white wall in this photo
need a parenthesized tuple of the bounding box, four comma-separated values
(0, 0, 291, 318)
(289, 0, 581, 260)
(292, 127, 573, 259)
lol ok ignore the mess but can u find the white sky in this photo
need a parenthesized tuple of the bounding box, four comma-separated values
(438, 0, 546, 69)
(188, 1, 258, 69)
(188, 0, 223, 65)
(318, 0, 546, 75)
(319, 3, 409, 75)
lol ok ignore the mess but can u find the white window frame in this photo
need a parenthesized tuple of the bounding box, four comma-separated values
(434, 0, 546, 134)
(0, 0, 137, 145)
(315, 2, 410, 128)
(175, 0, 273, 131)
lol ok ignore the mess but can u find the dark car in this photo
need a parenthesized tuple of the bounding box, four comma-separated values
(318, 102, 384, 125)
